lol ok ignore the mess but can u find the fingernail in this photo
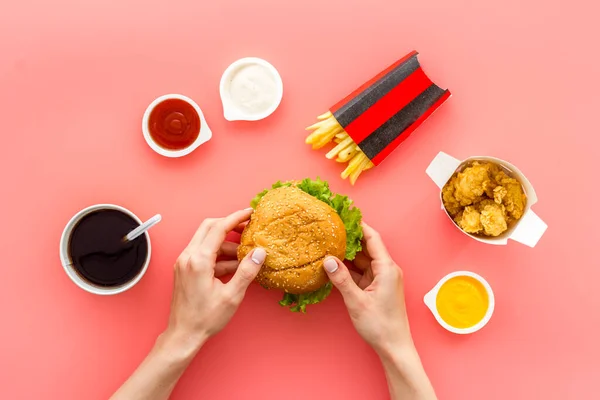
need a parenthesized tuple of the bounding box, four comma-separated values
(244, 207, 254, 211)
(324, 258, 338, 273)
(251, 248, 266, 264)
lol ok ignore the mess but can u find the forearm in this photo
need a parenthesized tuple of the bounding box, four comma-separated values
(377, 344, 437, 400)
(110, 330, 205, 400)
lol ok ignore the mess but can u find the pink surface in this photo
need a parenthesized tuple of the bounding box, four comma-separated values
(0, 1, 598, 399)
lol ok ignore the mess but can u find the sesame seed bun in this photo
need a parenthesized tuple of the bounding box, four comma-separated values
(237, 186, 347, 294)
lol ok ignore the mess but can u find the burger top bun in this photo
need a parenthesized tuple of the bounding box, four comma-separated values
(238, 185, 347, 294)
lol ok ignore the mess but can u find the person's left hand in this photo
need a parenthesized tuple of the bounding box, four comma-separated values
(163, 208, 266, 353)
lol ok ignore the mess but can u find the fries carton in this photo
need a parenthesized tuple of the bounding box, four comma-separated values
(306, 51, 451, 184)
(426, 151, 547, 247)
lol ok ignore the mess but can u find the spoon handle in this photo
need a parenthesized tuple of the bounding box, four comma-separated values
(125, 214, 162, 242)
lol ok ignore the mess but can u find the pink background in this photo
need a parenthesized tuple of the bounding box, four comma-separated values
(0, 0, 598, 399)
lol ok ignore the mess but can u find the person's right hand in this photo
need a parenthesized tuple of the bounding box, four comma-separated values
(323, 222, 413, 355)
(164, 209, 266, 354)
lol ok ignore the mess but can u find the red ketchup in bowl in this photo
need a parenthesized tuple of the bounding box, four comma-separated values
(148, 98, 201, 150)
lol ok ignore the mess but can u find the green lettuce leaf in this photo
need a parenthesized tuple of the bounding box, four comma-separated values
(330, 194, 363, 260)
(296, 177, 334, 206)
(250, 178, 363, 312)
(279, 283, 333, 313)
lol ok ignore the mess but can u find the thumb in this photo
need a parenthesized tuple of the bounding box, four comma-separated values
(323, 257, 362, 306)
(228, 248, 266, 295)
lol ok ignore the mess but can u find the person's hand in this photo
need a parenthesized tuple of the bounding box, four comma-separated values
(323, 222, 412, 355)
(163, 208, 266, 353)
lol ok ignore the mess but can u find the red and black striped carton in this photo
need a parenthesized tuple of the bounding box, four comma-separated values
(306, 51, 451, 184)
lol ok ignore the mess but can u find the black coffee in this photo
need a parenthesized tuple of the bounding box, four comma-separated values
(68, 209, 148, 287)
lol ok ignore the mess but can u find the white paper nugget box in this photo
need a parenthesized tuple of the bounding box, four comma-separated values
(426, 151, 547, 247)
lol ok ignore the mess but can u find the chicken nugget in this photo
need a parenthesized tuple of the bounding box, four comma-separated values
(442, 176, 462, 217)
(455, 206, 483, 234)
(494, 171, 527, 220)
(453, 162, 494, 206)
(479, 200, 508, 237)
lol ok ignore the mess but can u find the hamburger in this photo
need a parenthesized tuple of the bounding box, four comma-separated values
(238, 178, 363, 312)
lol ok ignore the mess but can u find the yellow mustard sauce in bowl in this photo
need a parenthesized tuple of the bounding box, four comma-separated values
(436, 276, 489, 329)
(424, 271, 494, 334)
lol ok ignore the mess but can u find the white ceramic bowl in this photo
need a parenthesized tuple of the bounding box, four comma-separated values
(219, 57, 283, 121)
(59, 204, 151, 295)
(424, 271, 495, 335)
(142, 93, 212, 158)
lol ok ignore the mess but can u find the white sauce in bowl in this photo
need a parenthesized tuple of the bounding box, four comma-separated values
(220, 58, 283, 121)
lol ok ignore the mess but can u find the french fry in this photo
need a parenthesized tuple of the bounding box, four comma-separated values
(341, 152, 367, 179)
(305, 132, 318, 145)
(306, 112, 374, 184)
(317, 111, 332, 121)
(326, 137, 354, 159)
(306, 116, 343, 149)
(312, 127, 341, 149)
(333, 131, 350, 144)
(336, 145, 357, 162)
(306, 115, 340, 134)
(305, 120, 326, 132)
(349, 157, 371, 185)
(306, 124, 339, 146)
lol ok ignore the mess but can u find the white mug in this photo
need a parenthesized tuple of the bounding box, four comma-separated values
(59, 204, 152, 295)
